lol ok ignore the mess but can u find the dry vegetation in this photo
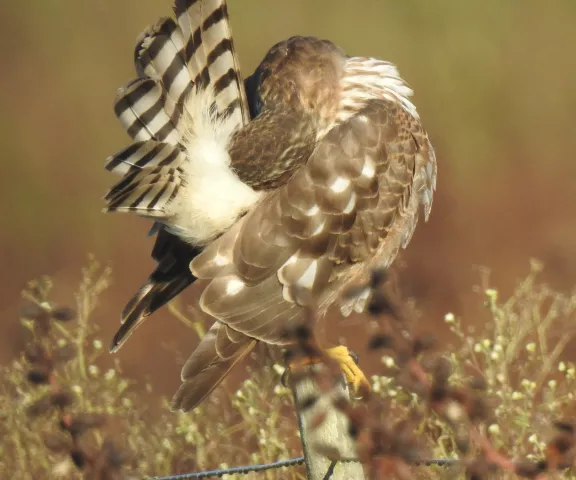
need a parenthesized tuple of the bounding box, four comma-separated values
(1, 258, 576, 479)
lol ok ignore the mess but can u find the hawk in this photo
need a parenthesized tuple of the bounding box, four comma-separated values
(104, 0, 436, 411)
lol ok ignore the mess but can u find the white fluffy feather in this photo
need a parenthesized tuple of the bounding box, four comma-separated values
(166, 86, 261, 245)
(336, 57, 419, 125)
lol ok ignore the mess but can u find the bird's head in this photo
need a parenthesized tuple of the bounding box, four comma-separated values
(245, 36, 346, 131)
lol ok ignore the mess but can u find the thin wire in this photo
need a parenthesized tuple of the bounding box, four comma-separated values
(322, 460, 337, 479)
(152, 456, 305, 479)
(152, 456, 457, 479)
(420, 458, 459, 466)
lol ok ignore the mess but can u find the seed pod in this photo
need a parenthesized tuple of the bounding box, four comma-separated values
(297, 394, 319, 411)
(412, 334, 435, 356)
(469, 376, 488, 391)
(53, 344, 76, 363)
(70, 449, 87, 470)
(51, 390, 75, 409)
(26, 366, 52, 385)
(20, 302, 49, 321)
(514, 460, 547, 477)
(24, 343, 50, 365)
(61, 413, 107, 438)
(26, 394, 54, 418)
(367, 293, 396, 317)
(369, 268, 388, 288)
(51, 306, 76, 322)
(44, 432, 72, 453)
(367, 333, 394, 350)
(467, 396, 489, 423)
(433, 357, 451, 384)
(554, 421, 575, 435)
(293, 324, 312, 341)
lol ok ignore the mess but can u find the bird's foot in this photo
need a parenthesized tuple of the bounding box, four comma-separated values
(283, 345, 370, 398)
(324, 345, 371, 398)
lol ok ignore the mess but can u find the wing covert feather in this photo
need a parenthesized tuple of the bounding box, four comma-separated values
(191, 99, 435, 342)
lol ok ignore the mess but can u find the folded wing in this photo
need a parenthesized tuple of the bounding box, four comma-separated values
(170, 98, 434, 411)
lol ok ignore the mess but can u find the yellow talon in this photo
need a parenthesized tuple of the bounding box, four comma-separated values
(285, 344, 370, 398)
(325, 345, 371, 397)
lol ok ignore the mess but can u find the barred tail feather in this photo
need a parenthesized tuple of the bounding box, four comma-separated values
(175, 0, 249, 124)
(104, 143, 187, 217)
(114, 79, 181, 144)
(106, 1, 252, 355)
(104, 141, 183, 176)
(104, 168, 183, 217)
(108, 1, 251, 224)
(135, 18, 193, 127)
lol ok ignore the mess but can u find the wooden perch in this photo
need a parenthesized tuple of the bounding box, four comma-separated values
(290, 365, 366, 479)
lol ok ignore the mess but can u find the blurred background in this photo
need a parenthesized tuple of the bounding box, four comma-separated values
(1, 0, 575, 395)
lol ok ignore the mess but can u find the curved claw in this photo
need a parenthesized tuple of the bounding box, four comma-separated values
(348, 349, 359, 365)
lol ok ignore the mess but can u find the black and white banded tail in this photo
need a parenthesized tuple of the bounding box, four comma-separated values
(105, 0, 251, 351)
(175, 0, 249, 125)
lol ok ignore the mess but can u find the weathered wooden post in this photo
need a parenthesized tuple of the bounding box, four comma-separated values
(290, 365, 366, 479)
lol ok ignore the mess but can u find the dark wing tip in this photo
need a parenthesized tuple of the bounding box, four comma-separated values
(170, 381, 200, 412)
(109, 326, 132, 353)
(108, 313, 148, 353)
(109, 284, 155, 353)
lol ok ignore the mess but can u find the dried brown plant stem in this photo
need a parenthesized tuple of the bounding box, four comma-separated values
(167, 301, 206, 339)
(290, 365, 366, 479)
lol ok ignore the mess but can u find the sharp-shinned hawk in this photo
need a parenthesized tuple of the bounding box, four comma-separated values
(104, 0, 437, 411)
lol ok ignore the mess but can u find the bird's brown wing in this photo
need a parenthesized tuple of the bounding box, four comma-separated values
(171, 99, 435, 410)
(171, 322, 257, 410)
(195, 99, 434, 332)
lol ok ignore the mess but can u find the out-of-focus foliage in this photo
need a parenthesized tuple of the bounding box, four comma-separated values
(371, 261, 576, 478)
(0, 261, 303, 479)
(3, 262, 576, 478)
